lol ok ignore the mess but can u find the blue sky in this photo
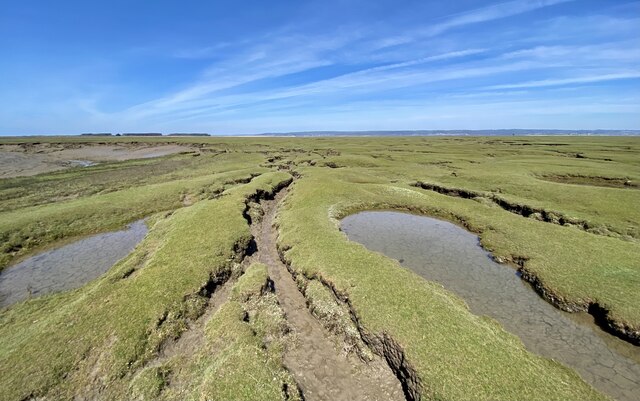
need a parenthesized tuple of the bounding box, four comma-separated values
(1, 0, 639, 134)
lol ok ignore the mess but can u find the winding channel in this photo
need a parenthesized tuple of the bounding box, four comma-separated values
(341, 211, 640, 401)
(0, 220, 147, 308)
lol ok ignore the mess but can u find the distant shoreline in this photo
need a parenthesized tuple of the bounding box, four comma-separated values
(1, 129, 640, 138)
(256, 129, 640, 137)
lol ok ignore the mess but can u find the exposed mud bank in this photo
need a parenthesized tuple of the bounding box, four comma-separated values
(258, 187, 405, 401)
(504, 256, 640, 348)
(412, 181, 628, 239)
(153, 175, 292, 347)
(381, 185, 640, 347)
(514, 259, 640, 346)
(538, 174, 638, 190)
(199, 173, 263, 202)
(276, 244, 418, 401)
(292, 264, 423, 401)
(242, 177, 294, 225)
(151, 268, 233, 356)
(128, 238, 257, 388)
(128, 178, 296, 399)
(291, 274, 375, 361)
(342, 211, 640, 401)
(135, 263, 301, 401)
(0, 142, 195, 178)
(0, 220, 148, 308)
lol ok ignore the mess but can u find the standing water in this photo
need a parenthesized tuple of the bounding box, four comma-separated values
(0, 220, 147, 308)
(341, 211, 640, 401)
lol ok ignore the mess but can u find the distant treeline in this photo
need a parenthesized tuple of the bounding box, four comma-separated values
(80, 133, 210, 137)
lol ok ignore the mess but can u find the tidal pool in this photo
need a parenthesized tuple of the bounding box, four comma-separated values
(341, 211, 640, 401)
(0, 220, 147, 308)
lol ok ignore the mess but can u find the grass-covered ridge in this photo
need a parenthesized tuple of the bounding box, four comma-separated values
(0, 171, 292, 400)
(276, 168, 617, 400)
(1, 136, 638, 401)
(0, 152, 269, 270)
(144, 262, 300, 401)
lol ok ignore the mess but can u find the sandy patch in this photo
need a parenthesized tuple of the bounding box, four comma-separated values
(0, 143, 193, 178)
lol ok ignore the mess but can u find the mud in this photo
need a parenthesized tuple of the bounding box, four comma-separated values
(516, 264, 640, 345)
(342, 211, 640, 401)
(158, 274, 235, 365)
(295, 273, 423, 401)
(0, 220, 147, 308)
(150, 214, 265, 370)
(412, 181, 639, 343)
(538, 174, 638, 189)
(256, 190, 405, 401)
(135, 182, 405, 401)
(0, 143, 193, 178)
(412, 181, 628, 239)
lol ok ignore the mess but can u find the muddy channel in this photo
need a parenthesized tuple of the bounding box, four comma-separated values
(0, 220, 147, 308)
(341, 211, 640, 401)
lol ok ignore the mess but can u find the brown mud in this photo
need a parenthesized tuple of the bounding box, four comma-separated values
(412, 181, 640, 346)
(255, 188, 405, 401)
(516, 262, 640, 346)
(0, 143, 194, 178)
(342, 211, 640, 401)
(125, 181, 405, 401)
(412, 181, 628, 239)
(0, 219, 148, 308)
(538, 174, 638, 190)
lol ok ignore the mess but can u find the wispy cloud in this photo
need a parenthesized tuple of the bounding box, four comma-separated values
(423, 0, 574, 36)
(501, 42, 640, 64)
(122, 0, 577, 122)
(3, 0, 639, 134)
(350, 49, 488, 74)
(381, 0, 575, 46)
(122, 46, 494, 122)
(486, 72, 640, 90)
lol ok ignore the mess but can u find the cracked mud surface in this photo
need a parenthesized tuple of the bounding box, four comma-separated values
(256, 191, 405, 401)
(0, 143, 192, 178)
(342, 211, 640, 401)
(0, 220, 147, 308)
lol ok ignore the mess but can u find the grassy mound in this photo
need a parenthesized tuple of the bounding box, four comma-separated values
(0, 172, 292, 400)
(277, 168, 610, 400)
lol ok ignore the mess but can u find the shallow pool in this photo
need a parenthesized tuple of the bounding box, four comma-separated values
(0, 220, 147, 308)
(342, 211, 639, 401)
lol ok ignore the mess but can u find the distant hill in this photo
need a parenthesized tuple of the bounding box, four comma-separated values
(258, 129, 640, 137)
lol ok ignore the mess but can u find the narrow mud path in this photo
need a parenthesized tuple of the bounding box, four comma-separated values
(145, 245, 260, 372)
(255, 189, 405, 401)
(156, 279, 233, 365)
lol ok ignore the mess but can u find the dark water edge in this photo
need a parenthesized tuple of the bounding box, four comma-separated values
(341, 211, 639, 401)
(0, 220, 147, 308)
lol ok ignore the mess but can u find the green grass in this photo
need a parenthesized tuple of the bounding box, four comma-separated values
(302, 278, 375, 359)
(0, 151, 264, 211)
(150, 262, 300, 401)
(0, 155, 268, 270)
(231, 262, 270, 301)
(1, 136, 638, 400)
(0, 172, 292, 400)
(277, 168, 611, 400)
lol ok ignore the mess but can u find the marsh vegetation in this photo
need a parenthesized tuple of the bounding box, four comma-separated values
(0, 135, 638, 401)
(342, 211, 639, 401)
